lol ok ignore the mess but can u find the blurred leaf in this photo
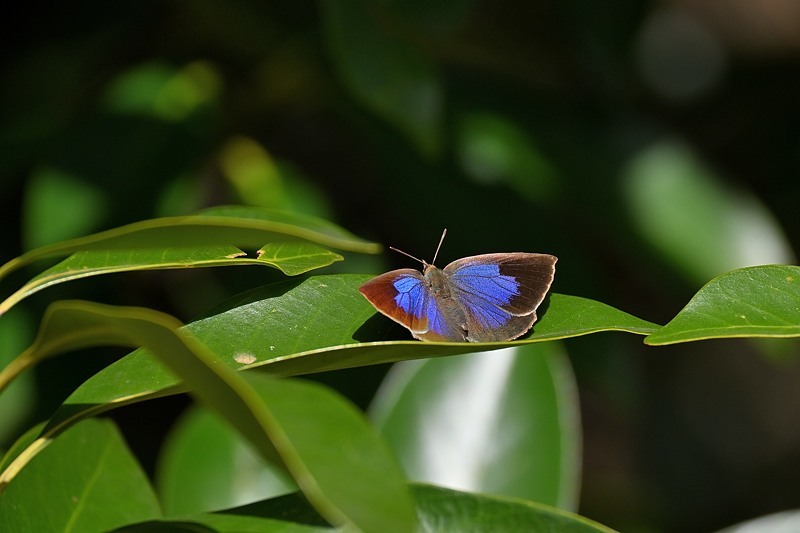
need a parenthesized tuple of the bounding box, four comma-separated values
(0, 309, 35, 445)
(219, 136, 288, 210)
(623, 142, 794, 284)
(123, 484, 616, 532)
(103, 61, 221, 122)
(371, 342, 581, 509)
(23, 166, 107, 249)
(380, 0, 476, 34)
(457, 111, 559, 203)
(0, 418, 161, 533)
(716, 509, 800, 533)
(321, 0, 442, 156)
(0, 301, 417, 532)
(157, 406, 295, 516)
(0, 205, 380, 282)
(646, 265, 800, 345)
(0, 422, 45, 473)
(0, 243, 341, 315)
(219, 136, 334, 218)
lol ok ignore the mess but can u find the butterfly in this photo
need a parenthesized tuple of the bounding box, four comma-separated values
(358, 230, 557, 342)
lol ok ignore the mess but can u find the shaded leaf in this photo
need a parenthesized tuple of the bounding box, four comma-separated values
(645, 265, 800, 345)
(157, 406, 295, 516)
(370, 343, 581, 510)
(0, 418, 161, 533)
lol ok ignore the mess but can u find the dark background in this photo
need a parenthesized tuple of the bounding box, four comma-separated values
(1, 2, 799, 531)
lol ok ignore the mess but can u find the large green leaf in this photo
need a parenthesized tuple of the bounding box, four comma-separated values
(0, 242, 341, 315)
(645, 265, 800, 345)
(39, 275, 657, 430)
(0, 418, 161, 533)
(370, 342, 581, 510)
(1, 277, 656, 495)
(241, 374, 416, 533)
(117, 484, 616, 532)
(157, 405, 295, 516)
(0, 205, 379, 283)
(0, 301, 416, 532)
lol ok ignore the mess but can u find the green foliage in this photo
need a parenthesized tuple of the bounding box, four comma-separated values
(2, 2, 799, 531)
(1, 207, 798, 530)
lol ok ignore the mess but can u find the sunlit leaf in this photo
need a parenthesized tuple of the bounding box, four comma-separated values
(43, 276, 657, 431)
(0, 243, 341, 315)
(0, 205, 379, 283)
(371, 343, 581, 510)
(1, 278, 656, 499)
(645, 265, 800, 345)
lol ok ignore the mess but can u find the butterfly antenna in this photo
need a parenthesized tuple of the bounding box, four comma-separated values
(388, 246, 427, 266)
(431, 228, 447, 265)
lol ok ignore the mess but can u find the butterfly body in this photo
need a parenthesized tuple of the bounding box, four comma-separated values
(359, 252, 557, 342)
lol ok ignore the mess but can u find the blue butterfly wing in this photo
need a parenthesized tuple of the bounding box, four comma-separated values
(444, 253, 557, 342)
(359, 269, 466, 341)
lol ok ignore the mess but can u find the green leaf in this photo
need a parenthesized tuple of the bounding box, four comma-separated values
(0, 418, 161, 533)
(0, 309, 36, 443)
(3, 274, 656, 447)
(623, 142, 793, 284)
(0, 301, 417, 532)
(2, 277, 656, 496)
(22, 166, 108, 249)
(645, 265, 800, 345)
(43, 276, 657, 428)
(0, 205, 379, 283)
(321, 1, 442, 156)
(117, 484, 617, 532)
(715, 509, 800, 532)
(157, 406, 295, 516)
(255, 242, 342, 275)
(240, 374, 416, 533)
(412, 484, 616, 532)
(0, 243, 341, 315)
(370, 342, 581, 510)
